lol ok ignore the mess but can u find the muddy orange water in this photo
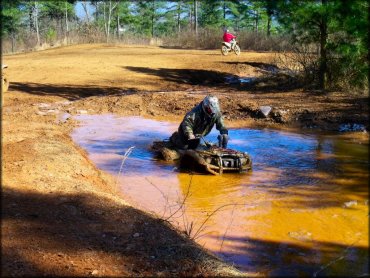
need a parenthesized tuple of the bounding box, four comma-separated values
(72, 114, 369, 277)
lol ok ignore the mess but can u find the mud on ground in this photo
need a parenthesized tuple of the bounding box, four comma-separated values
(2, 44, 368, 276)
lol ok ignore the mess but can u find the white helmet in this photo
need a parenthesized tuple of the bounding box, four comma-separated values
(202, 95, 220, 117)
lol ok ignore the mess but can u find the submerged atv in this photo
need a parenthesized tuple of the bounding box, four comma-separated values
(151, 139, 252, 175)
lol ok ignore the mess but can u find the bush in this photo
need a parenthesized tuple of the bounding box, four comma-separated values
(161, 27, 291, 52)
(45, 28, 57, 44)
(326, 55, 368, 93)
(237, 31, 292, 52)
(276, 42, 368, 93)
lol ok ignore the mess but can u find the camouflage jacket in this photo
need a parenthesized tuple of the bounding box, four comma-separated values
(178, 102, 228, 144)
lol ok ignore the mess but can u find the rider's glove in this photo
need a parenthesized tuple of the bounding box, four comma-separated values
(188, 133, 196, 140)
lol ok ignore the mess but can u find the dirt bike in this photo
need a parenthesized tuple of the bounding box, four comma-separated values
(151, 135, 252, 175)
(2, 64, 9, 93)
(221, 40, 241, 56)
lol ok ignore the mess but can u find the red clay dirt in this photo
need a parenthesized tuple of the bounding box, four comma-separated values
(1, 44, 368, 277)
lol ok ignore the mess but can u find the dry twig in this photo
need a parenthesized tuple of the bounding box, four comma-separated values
(115, 146, 135, 186)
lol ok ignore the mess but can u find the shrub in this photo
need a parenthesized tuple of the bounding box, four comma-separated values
(276, 42, 368, 93)
(45, 28, 57, 44)
(161, 27, 291, 52)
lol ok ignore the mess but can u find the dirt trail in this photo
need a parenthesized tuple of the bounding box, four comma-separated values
(1, 44, 368, 276)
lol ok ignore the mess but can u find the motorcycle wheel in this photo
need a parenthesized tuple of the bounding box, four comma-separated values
(234, 45, 241, 55)
(221, 46, 229, 56)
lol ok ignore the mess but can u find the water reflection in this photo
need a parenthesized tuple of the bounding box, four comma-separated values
(72, 114, 369, 276)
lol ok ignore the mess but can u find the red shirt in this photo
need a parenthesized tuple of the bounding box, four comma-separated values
(223, 32, 235, 43)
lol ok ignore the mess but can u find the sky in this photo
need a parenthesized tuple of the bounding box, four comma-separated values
(74, 1, 95, 20)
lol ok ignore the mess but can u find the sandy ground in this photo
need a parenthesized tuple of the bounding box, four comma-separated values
(1, 44, 368, 276)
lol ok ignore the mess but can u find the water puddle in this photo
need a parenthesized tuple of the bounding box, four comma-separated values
(72, 114, 369, 276)
(225, 76, 257, 84)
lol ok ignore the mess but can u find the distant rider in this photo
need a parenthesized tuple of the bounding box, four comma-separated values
(223, 29, 236, 50)
(170, 95, 229, 149)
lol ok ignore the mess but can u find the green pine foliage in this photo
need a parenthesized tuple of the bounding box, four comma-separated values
(1, 0, 24, 37)
(275, 0, 368, 91)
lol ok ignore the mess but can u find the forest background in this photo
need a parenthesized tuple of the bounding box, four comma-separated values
(1, 0, 368, 92)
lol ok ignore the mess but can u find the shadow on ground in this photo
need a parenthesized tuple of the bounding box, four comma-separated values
(124, 66, 233, 87)
(124, 65, 304, 92)
(212, 234, 369, 277)
(159, 46, 219, 52)
(224, 61, 304, 92)
(10, 82, 139, 101)
(3, 187, 368, 277)
(1, 187, 224, 276)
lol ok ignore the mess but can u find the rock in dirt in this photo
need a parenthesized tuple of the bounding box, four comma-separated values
(343, 200, 358, 208)
(259, 106, 272, 118)
(272, 109, 289, 123)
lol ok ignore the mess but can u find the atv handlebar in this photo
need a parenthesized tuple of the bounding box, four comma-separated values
(190, 135, 212, 148)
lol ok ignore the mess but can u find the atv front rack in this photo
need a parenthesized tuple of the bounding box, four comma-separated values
(151, 141, 252, 175)
(181, 146, 252, 175)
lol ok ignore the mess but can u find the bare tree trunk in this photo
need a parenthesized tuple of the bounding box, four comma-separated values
(318, 0, 328, 91)
(103, 2, 108, 42)
(117, 14, 120, 39)
(177, 2, 181, 33)
(65, 2, 69, 44)
(189, 3, 193, 30)
(81, 2, 90, 23)
(194, 0, 198, 35)
(34, 1, 40, 45)
(108, 1, 112, 42)
(29, 6, 34, 33)
(266, 4, 273, 37)
(11, 33, 15, 53)
(255, 10, 259, 33)
(104, 1, 118, 43)
(92, 2, 98, 21)
(267, 14, 271, 36)
(151, 0, 155, 38)
(60, 18, 64, 37)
